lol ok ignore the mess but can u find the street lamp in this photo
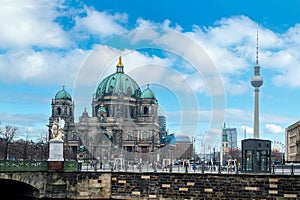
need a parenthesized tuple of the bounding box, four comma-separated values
(40, 141, 44, 160)
(6, 143, 11, 160)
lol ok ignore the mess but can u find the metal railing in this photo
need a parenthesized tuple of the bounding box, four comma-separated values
(271, 164, 300, 175)
(0, 160, 299, 175)
(79, 162, 300, 175)
(0, 160, 47, 171)
(0, 160, 77, 172)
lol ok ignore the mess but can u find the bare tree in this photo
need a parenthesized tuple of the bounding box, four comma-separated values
(0, 123, 18, 160)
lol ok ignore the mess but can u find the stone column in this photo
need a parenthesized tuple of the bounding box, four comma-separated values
(47, 139, 64, 170)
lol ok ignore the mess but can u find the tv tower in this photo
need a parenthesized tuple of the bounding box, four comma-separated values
(251, 26, 263, 138)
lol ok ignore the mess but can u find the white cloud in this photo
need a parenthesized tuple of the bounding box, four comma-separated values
(222, 78, 250, 95)
(264, 123, 285, 134)
(0, 48, 88, 85)
(0, 0, 70, 48)
(136, 18, 183, 32)
(183, 15, 300, 91)
(225, 108, 253, 125)
(72, 6, 128, 40)
(0, 112, 48, 126)
(186, 16, 256, 75)
(238, 125, 253, 135)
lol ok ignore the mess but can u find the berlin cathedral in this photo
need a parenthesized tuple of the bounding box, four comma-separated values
(48, 57, 172, 163)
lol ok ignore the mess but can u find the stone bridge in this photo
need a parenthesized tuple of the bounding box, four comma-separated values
(0, 171, 111, 199)
(1, 170, 300, 199)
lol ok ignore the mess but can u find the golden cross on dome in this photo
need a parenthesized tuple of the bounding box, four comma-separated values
(117, 56, 123, 67)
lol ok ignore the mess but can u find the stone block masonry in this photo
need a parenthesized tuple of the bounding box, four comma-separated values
(1, 171, 300, 199)
(110, 172, 300, 199)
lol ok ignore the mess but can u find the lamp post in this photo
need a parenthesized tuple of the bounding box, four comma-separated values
(29, 140, 34, 160)
(169, 147, 173, 172)
(193, 136, 196, 164)
(6, 143, 11, 160)
(40, 141, 44, 160)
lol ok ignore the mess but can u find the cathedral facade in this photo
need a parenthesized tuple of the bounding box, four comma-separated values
(49, 57, 166, 162)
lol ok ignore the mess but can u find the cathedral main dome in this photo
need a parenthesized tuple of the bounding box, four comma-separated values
(95, 56, 141, 98)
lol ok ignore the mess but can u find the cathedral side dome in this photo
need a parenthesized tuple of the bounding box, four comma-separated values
(95, 56, 141, 98)
(55, 86, 72, 100)
(141, 84, 156, 99)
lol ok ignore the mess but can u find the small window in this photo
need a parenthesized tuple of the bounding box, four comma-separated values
(143, 106, 148, 115)
(72, 133, 77, 140)
(57, 107, 61, 115)
(130, 107, 134, 118)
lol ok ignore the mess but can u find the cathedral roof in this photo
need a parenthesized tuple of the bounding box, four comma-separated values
(55, 86, 72, 100)
(95, 56, 141, 98)
(141, 84, 156, 99)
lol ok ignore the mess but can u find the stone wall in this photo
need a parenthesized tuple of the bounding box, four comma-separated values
(111, 172, 300, 199)
(1, 171, 300, 199)
(54, 172, 111, 199)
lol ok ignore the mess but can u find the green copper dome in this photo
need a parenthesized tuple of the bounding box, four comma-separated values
(55, 86, 72, 100)
(141, 85, 156, 99)
(95, 57, 141, 98)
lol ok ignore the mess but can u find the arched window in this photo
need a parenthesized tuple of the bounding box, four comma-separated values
(72, 132, 77, 140)
(143, 106, 148, 115)
(106, 106, 110, 117)
(57, 107, 61, 115)
(130, 106, 134, 118)
(142, 132, 147, 140)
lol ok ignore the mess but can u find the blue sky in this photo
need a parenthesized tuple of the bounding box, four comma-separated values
(1, 0, 300, 153)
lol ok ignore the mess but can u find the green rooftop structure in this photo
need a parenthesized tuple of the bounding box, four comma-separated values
(141, 84, 156, 99)
(95, 57, 141, 98)
(55, 86, 72, 100)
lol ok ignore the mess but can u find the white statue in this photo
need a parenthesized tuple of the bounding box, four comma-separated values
(50, 119, 64, 140)
(59, 117, 65, 129)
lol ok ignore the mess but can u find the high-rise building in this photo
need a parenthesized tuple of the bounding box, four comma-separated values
(158, 116, 166, 132)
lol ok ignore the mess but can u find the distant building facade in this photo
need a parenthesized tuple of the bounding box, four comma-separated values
(285, 121, 300, 162)
(174, 135, 193, 160)
(222, 124, 238, 160)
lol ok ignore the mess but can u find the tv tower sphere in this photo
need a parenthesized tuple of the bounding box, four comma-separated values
(251, 71, 263, 88)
